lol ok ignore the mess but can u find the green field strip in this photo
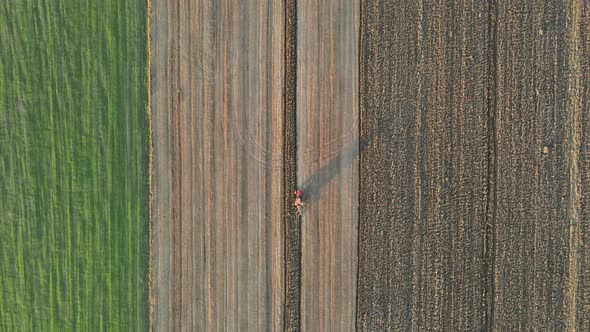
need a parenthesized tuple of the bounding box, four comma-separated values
(0, 0, 149, 330)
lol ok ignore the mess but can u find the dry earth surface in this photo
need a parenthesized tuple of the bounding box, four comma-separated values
(151, 0, 590, 330)
(151, 0, 285, 330)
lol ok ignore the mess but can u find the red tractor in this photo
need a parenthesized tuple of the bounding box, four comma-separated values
(294, 190, 304, 216)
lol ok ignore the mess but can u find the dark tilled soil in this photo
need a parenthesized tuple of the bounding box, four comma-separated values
(358, 0, 590, 330)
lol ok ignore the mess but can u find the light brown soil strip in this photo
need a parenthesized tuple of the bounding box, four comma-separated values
(297, 1, 360, 331)
(150, 0, 286, 330)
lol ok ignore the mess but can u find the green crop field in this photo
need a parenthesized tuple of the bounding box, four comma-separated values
(0, 0, 149, 330)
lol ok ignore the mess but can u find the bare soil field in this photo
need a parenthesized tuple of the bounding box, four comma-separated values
(358, 0, 590, 330)
(296, 1, 359, 331)
(151, 0, 590, 330)
(151, 0, 285, 330)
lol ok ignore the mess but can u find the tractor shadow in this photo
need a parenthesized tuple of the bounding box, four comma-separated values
(298, 118, 390, 202)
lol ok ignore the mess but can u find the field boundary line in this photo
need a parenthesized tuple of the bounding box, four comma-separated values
(146, 0, 154, 329)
